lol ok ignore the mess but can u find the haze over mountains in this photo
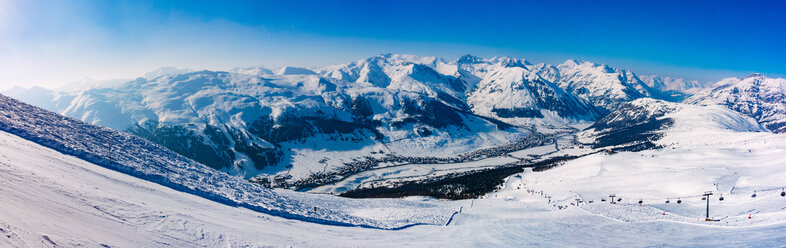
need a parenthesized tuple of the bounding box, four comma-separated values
(4, 54, 784, 185)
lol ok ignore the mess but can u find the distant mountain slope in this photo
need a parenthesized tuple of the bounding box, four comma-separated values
(686, 74, 786, 133)
(639, 75, 707, 101)
(0, 93, 453, 229)
(7, 54, 711, 182)
(580, 98, 764, 150)
(317, 54, 470, 109)
(57, 70, 525, 179)
(460, 57, 600, 125)
(546, 60, 668, 113)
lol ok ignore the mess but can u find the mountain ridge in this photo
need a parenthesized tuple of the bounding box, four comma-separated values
(4, 53, 783, 183)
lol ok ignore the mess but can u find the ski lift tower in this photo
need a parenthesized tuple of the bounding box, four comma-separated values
(703, 191, 713, 221)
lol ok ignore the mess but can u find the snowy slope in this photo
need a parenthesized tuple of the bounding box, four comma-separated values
(686, 74, 786, 133)
(2, 112, 786, 247)
(0, 94, 454, 229)
(516, 99, 786, 229)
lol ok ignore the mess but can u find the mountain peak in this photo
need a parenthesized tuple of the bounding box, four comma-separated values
(561, 59, 584, 66)
(489, 56, 530, 68)
(457, 54, 481, 64)
(744, 73, 765, 79)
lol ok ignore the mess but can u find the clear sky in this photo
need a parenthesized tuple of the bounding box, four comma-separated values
(1, 0, 784, 89)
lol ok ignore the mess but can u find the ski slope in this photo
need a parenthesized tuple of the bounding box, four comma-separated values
(518, 102, 786, 227)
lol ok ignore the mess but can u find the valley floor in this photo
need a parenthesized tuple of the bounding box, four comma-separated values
(2, 128, 786, 247)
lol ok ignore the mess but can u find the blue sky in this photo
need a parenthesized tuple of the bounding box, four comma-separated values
(1, 0, 784, 89)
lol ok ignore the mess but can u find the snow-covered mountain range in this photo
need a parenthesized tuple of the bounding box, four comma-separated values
(4, 54, 784, 185)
